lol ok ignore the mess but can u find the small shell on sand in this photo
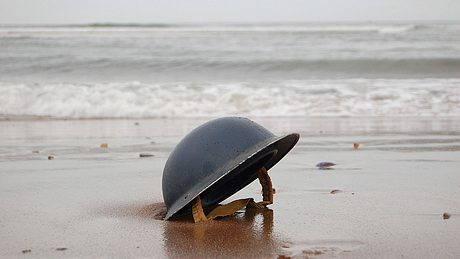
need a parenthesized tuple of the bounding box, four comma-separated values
(48, 155, 55, 160)
(139, 153, 154, 158)
(316, 162, 336, 169)
(100, 143, 108, 148)
(443, 212, 451, 219)
(353, 143, 360, 150)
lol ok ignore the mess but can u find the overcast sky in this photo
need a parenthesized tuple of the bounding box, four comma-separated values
(0, 0, 459, 24)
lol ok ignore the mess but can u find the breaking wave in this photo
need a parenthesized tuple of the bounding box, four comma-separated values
(1, 79, 459, 118)
(0, 23, 427, 36)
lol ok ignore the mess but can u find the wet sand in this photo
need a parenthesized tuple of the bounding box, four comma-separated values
(0, 117, 459, 258)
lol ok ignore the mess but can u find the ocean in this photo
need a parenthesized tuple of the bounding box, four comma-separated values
(0, 22, 459, 118)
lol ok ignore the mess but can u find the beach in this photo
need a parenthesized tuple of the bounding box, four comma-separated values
(1, 22, 460, 258)
(1, 117, 459, 258)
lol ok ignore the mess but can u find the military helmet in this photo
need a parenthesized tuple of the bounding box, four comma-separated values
(162, 117, 299, 220)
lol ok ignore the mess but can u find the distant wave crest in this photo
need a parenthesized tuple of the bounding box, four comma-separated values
(0, 23, 421, 34)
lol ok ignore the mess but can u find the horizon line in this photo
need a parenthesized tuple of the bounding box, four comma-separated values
(1, 19, 460, 27)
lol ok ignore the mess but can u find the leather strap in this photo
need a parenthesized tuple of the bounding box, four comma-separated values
(191, 167, 273, 223)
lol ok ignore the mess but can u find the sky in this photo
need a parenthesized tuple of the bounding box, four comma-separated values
(0, 0, 459, 24)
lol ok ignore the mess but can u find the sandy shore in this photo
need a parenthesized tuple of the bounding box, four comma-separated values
(0, 117, 459, 258)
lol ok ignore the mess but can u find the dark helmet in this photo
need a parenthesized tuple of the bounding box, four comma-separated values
(162, 117, 299, 220)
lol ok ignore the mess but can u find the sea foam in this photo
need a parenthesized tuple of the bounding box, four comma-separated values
(1, 79, 459, 118)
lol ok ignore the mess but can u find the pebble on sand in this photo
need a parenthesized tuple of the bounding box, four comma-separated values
(48, 155, 55, 160)
(139, 153, 154, 158)
(316, 162, 336, 169)
(443, 212, 451, 219)
(353, 143, 360, 150)
(100, 143, 108, 148)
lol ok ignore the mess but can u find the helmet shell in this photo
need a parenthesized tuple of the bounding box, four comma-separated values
(162, 117, 299, 220)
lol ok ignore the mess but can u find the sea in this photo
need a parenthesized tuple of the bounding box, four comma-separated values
(0, 22, 459, 118)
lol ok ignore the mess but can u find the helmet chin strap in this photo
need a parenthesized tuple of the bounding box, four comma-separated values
(257, 167, 273, 206)
(192, 167, 274, 223)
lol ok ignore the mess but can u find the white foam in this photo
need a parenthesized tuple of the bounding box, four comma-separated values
(1, 79, 459, 118)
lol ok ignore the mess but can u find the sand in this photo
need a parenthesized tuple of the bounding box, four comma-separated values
(0, 117, 459, 258)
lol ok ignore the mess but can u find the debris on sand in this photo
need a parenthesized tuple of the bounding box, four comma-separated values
(330, 189, 342, 194)
(139, 153, 154, 158)
(316, 162, 336, 169)
(48, 155, 55, 160)
(353, 143, 360, 150)
(32, 150, 40, 154)
(134, 122, 140, 126)
(22, 249, 31, 254)
(443, 212, 451, 220)
(100, 143, 108, 148)
(56, 248, 67, 251)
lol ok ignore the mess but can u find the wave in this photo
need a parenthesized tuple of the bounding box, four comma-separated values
(2, 58, 459, 80)
(0, 23, 422, 34)
(82, 23, 174, 28)
(1, 79, 459, 118)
